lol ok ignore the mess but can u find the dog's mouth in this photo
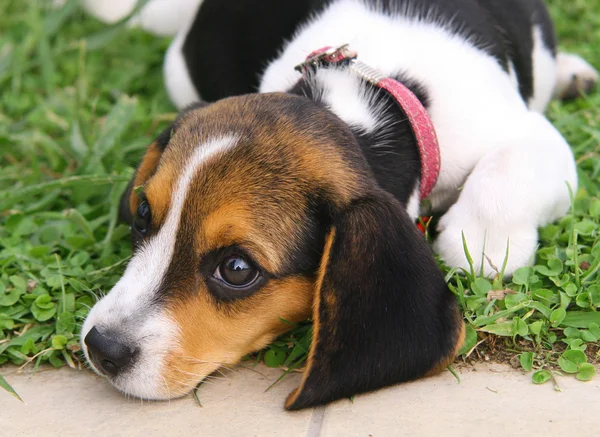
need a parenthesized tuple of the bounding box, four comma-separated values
(83, 336, 213, 400)
(81, 315, 235, 401)
(80, 299, 195, 400)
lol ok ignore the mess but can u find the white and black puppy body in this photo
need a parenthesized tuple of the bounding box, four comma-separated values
(167, 0, 582, 275)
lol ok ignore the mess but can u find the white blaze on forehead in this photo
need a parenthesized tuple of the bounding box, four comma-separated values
(103, 135, 239, 312)
(82, 135, 238, 352)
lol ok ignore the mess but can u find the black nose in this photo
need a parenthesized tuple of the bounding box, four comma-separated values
(84, 326, 134, 377)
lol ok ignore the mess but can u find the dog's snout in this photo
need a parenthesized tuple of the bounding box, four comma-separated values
(84, 326, 134, 376)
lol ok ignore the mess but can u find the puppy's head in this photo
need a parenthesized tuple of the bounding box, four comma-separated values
(82, 93, 463, 409)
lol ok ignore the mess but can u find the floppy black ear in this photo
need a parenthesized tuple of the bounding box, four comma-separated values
(285, 191, 464, 410)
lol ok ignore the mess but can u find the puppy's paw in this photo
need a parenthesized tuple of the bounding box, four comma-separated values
(81, 0, 138, 24)
(434, 208, 538, 278)
(554, 52, 599, 100)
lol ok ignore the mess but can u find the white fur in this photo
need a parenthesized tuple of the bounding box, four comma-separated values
(81, 0, 203, 36)
(317, 69, 378, 132)
(261, 0, 528, 211)
(554, 52, 599, 99)
(434, 112, 576, 276)
(259, 0, 577, 276)
(164, 8, 203, 109)
(529, 26, 557, 112)
(406, 183, 421, 220)
(128, 0, 204, 36)
(507, 61, 519, 91)
(81, 0, 138, 24)
(82, 136, 238, 398)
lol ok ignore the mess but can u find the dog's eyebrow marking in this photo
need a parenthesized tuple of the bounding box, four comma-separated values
(104, 136, 239, 310)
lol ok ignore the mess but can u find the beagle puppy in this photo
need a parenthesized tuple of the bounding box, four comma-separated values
(81, 0, 598, 410)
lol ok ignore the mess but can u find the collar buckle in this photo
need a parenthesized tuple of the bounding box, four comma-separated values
(294, 44, 358, 73)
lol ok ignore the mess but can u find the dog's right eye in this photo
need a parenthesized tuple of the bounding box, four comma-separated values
(203, 248, 268, 301)
(216, 256, 259, 287)
(133, 201, 151, 235)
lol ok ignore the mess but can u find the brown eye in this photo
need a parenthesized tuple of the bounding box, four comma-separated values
(133, 201, 151, 235)
(215, 256, 259, 287)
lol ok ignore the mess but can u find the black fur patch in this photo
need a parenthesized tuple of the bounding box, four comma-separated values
(476, 0, 556, 104)
(180, 0, 556, 105)
(182, 0, 328, 101)
(286, 191, 463, 410)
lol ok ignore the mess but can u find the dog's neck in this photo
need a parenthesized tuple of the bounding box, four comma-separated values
(289, 68, 428, 216)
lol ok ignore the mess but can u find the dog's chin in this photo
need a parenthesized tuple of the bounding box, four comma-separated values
(114, 380, 191, 401)
(102, 358, 222, 401)
(102, 368, 202, 401)
(84, 354, 206, 401)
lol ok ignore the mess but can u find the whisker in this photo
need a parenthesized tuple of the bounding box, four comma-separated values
(170, 377, 218, 389)
(161, 376, 171, 406)
(171, 368, 227, 382)
(213, 368, 230, 381)
(176, 356, 235, 371)
(237, 364, 270, 379)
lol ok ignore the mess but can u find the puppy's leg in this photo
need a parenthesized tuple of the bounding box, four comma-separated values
(82, 0, 202, 36)
(434, 111, 577, 277)
(81, 0, 138, 24)
(163, 10, 203, 109)
(128, 0, 204, 36)
(553, 52, 599, 100)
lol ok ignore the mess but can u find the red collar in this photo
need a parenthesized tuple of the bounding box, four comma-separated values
(296, 45, 440, 200)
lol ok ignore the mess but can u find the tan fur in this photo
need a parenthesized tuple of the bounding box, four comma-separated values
(164, 276, 313, 397)
(424, 319, 466, 377)
(179, 94, 366, 205)
(122, 93, 455, 400)
(129, 141, 163, 214)
(285, 228, 336, 409)
(143, 162, 176, 226)
(124, 95, 368, 395)
(202, 203, 282, 273)
(127, 141, 178, 227)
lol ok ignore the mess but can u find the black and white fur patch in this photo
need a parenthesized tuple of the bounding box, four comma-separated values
(162, 0, 593, 275)
(167, 0, 556, 106)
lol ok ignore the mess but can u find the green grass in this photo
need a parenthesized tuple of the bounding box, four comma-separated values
(1, 0, 599, 398)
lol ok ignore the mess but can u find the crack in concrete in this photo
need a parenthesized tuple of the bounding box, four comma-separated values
(306, 406, 326, 437)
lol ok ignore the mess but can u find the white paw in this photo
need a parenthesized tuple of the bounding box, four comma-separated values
(81, 0, 138, 24)
(554, 52, 599, 100)
(127, 0, 203, 37)
(434, 207, 538, 278)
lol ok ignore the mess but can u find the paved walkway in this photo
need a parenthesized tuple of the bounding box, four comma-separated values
(1, 362, 598, 436)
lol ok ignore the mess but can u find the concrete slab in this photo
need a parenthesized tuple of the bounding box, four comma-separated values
(0, 364, 314, 437)
(321, 363, 600, 437)
(1, 363, 598, 437)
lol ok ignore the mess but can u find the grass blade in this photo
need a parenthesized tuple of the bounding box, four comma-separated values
(461, 231, 476, 281)
(0, 374, 24, 403)
(82, 95, 138, 173)
(265, 356, 307, 392)
(0, 175, 129, 210)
